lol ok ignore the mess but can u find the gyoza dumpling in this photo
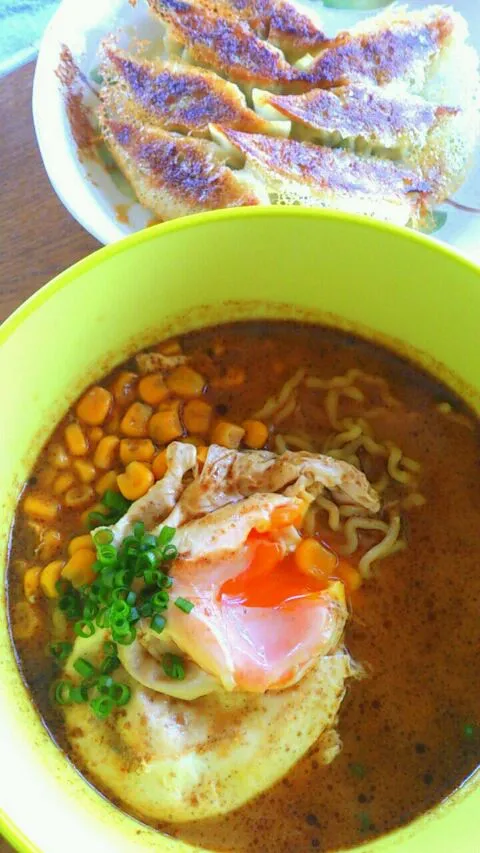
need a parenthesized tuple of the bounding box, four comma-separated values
(101, 46, 290, 138)
(211, 125, 432, 227)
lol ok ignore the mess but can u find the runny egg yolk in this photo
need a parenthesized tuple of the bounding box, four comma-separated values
(220, 533, 340, 608)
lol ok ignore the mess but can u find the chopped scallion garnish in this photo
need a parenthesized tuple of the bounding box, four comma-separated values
(50, 641, 73, 662)
(162, 653, 185, 680)
(174, 597, 194, 614)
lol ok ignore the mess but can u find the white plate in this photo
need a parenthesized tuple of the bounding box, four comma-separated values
(33, 0, 480, 256)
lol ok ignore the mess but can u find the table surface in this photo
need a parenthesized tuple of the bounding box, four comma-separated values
(0, 60, 99, 325)
(0, 59, 99, 853)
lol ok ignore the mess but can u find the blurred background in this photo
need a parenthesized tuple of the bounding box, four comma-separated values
(0, 0, 59, 75)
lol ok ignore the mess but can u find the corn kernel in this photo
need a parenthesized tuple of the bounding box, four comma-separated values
(117, 461, 154, 501)
(13, 602, 40, 641)
(156, 339, 182, 355)
(152, 449, 168, 480)
(112, 371, 138, 407)
(62, 549, 97, 588)
(242, 419, 269, 450)
(197, 446, 208, 465)
(148, 401, 183, 444)
(64, 485, 94, 509)
(183, 399, 213, 436)
(47, 443, 70, 469)
(40, 560, 65, 598)
(120, 438, 155, 465)
(94, 435, 120, 470)
(68, 534, 93, 556)
(53, 472, 75, 495)
(73, 459, 96, 484)
(37, 464, 57, 488)
(24, 493, 59, 523)
(37, 529, 62, 562)
(120, 402, 152, 438)
(166, 366, 205, 398)
(211, 366, 246, 389)
(95, 470, 119, 496)
(64, 422, 88, 456)
(88, 427, 104, 445)
(77, 386, 112, 426)
(138, 373, 170, 406)
(23, 566, 42, 602)
(210, 421, 245, 449)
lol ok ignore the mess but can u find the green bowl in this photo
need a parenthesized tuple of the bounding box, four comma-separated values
(1, 208, 479, 853)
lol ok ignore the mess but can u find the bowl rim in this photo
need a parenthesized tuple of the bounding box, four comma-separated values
(2, 206, 479, 351)
(1, 207, 479, 853)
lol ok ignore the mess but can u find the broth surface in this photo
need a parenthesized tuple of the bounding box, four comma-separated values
(8, 322, 480, 852)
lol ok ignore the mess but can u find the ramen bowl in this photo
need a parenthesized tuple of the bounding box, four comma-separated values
(0, 207, 479, 853)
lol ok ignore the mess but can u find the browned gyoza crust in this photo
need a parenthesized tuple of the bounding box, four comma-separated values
(147, 0, 320, 90)
(102, 46, 277, 136)
(207, 0, 326, 56)
(305, 8, 456, 87)
(99, 116, 264, 219)
(259, 84, 457, 152)
(213, 126, 431, 224)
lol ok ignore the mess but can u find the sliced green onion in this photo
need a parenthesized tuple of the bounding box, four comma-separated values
(133, 521, 145, 540)
(74, 619, 95, 638)
(100, 655, 120, 675)
(162, 544, 178, 562)
(111, 615, 130, 636)
(88, 511, 109, 530)
(99, 568, 115, 588)
(111, 587, 131, 603)
(144, 568, 161, 586)
(140, 533, 157, 550)
(54, 681, 73, 705)
(111, 599, 130, 618)
(110, 682, 131, 706)
(128, 607, 140, 623)
(139, 601, 153, 618)
(115, 627, 136, 646)
(157, 526, 175, 547)
(103, 640, 118, 656)
(463, 723, 476, 739)
(92, 528, 113, 546)
(150, 614, 166, 634)
(70, 684, 89, 703)
(114, 569, 134, 588)
(97, 544, 117, 566)
(59, 594, 75, 612)
(174, 597, 194, 614)
(50, 641, 73, 662)
(90, 695, 114, 720)
(96, 607, 111, 628)
(162, 653, 185, 680)
(102, 490, 130, 513)
(152, 590, 169, 610)
(162, 576, 173, 589)
(137, 552, 157, 573)
(97, 675, 114, 694)
(83, 601, 98, 620)
(349, 762, 366, 779)
(73, 658, 96, 679)
(55, 579, 69, 596)
(358, 812, 371, 833)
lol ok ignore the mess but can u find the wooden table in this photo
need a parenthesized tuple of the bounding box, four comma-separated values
(0, 59, 99, 853)
(0, 61, 99, 325)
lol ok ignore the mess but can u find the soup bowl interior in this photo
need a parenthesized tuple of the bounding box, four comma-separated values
(0, 207, 479, 853)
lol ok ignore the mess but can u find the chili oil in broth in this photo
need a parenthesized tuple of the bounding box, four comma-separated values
(8, 322, 480, 852)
